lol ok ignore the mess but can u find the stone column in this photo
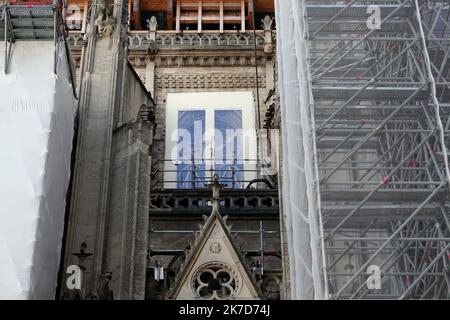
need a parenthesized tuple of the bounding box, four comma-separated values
(145, 57, 156, 96)
(106, 106, 155, 299)
(145, 16, 158, 97)
(61, 0, 131, 298)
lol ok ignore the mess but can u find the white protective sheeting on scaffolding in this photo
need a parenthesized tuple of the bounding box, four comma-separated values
(275, 0, 327, 299)
(0, 41, 76, 299)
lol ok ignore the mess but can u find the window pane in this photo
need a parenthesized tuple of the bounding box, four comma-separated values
(177, 110, 205, 189)
(215, 110, 243, 188)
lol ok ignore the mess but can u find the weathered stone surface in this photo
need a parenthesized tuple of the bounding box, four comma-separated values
(62, 0, 155, 300)
(64, 5, 280, 300)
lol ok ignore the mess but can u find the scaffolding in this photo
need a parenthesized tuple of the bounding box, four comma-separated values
(304, 0, 450, 299)
(0, 1, 69, 74)
(146, 219, 283, 300)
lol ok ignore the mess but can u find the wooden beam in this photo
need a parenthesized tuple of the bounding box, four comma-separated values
(133, 0, 141, 30)
(198, 0, 202, 33)
(241, 0, 245, 32)
(176, 0, 181, 32)
(219, 0, 224, 33)
(167, 0, 174, 30)
(248, 0, 254, 30)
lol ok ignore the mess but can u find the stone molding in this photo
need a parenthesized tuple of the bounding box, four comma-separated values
(128, 54, 267, 68)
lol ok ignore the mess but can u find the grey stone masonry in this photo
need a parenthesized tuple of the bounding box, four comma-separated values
(61, 0, 155, 300)
(106, 117, 154, 299)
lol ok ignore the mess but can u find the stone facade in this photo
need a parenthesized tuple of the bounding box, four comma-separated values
(104, 115, 154, 299)
(61, 0, 156, 300)
(136, 27, 280, 298)
(64, 5, 281, 300)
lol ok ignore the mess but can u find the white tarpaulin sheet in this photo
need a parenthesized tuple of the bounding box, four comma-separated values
(275, 0, 327, 299)
(0, 41, 76, 299)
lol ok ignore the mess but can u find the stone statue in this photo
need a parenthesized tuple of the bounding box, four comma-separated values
(94, 1, 116, 38)
(94, 11, 104, 29)
(262, 15, 274, 53)
(262, 15, 273, 31)
(146, 16, 158, 43)
(147, 16, 158, 31)
(94, 0, 106, 27)
(101, 16, 116, 38)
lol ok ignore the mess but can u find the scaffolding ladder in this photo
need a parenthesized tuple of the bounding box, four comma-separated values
(1, 1, 60, 74)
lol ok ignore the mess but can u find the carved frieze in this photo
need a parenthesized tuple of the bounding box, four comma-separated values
(128, 54, 266, 68)
(155, 73, 266, 89)
(68, 30, 275, 55)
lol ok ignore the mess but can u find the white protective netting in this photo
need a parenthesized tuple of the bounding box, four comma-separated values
(275, 0, 327, 299)
(0, 41, 77, 299)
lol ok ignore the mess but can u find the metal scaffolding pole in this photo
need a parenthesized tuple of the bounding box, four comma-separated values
(305, 0, 450, 299)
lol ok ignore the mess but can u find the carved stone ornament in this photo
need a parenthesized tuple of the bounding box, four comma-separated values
(147, 41, 158, 55)
(94, 1, 116, 38)
(166, 177, 261, 300)
(264, 43, 274, 54)
(191, 263, 241, 300)
(209, 241, 222, 254)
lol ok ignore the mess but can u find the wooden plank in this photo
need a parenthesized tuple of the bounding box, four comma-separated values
(176, 0, 181, 32)
(167, 0, 174, 30)
(248, 0, 253, 29)
(219, 0, 224, 33)
(240, 0, 245, 32)
(133, 0, 141, 30)
(198, 0, 202, 33)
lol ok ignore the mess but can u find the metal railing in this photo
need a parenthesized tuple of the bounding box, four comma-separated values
(149, 221, 281, 277)
(151, 158, 276, 190)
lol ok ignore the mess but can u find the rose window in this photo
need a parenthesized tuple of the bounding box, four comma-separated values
(192, 263, 240, 300)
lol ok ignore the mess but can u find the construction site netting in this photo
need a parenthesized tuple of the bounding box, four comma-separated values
(275, 0, 327, 299)
(276, 0, 450, 299)
(0, 28, 76, 300)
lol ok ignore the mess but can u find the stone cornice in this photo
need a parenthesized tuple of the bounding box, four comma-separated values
(128, 53, 268, 68)
(68, 30, 275, 54)
(68, 30, 275, 68)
